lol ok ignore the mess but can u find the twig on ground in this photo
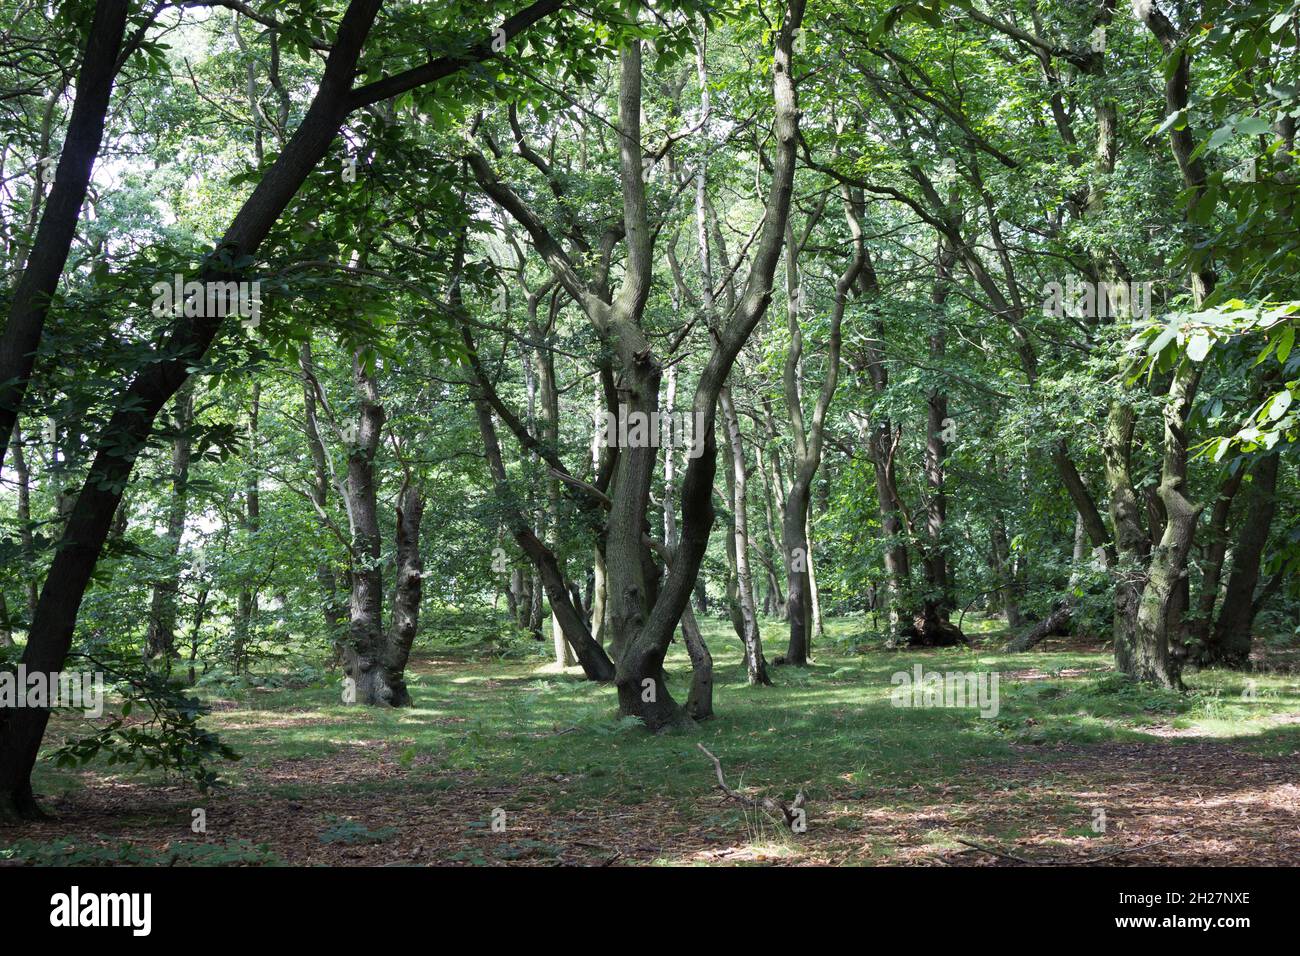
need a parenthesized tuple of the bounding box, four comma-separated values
(697, 743, 806, 831)
(956, 836, 1174, 865)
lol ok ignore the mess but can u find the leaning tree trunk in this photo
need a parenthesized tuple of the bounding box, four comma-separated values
(467, 391, 615, 681)
(0, 0, 130, 468)
(663, 365, 713, 717)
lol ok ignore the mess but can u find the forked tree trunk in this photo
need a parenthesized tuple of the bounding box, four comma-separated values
(1129, 364, 1202, 689)
(1202, 453, 1279, 667)
(382, 482, 425, 707)
(1186, 468, 1244, 655)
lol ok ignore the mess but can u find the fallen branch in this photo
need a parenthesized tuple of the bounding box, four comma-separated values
(697, 743, 805, 831)
(956, 836, 1174, 866)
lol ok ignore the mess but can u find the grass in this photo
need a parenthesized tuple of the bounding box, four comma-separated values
(9, 613, 1300, 865)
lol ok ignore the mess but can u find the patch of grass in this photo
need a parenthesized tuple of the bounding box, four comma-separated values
(0, 836, 282, 866)
(317, 816, 398, 846)
(23, 613, 1300, 864)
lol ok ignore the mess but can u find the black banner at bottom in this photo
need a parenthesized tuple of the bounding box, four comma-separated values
(0, 864, 1275, 941)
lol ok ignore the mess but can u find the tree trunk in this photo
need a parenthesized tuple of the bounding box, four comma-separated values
(1202, 453, 1279, 667)
(1130, 364, 1202, 689)
(145, 381, 194, 663)
(8, 427, 38, 624)
(989, 512, 1022, 629)
(383, 481, 424, 707)
(299, 343, 348, 647)
(341, 350, 395, 705)
(720, 387, 769, 684)
(663, 365, 712, 717)
(782, 478, 813, 665)
(232, 383, 261, 674)
(0, 0, 130, 466)
(1103, 402, 1150, 678)
(1186, 468, 1244, 654)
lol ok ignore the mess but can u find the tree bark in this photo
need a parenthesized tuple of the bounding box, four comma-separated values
(340, 349, 394, 705)
(8, 427, 38, 624)
(383, 481, 424, 706)
(145, 381, 195, 664)
(0, 0, 131, 467)
(298, 343, 348, 647)
(1203, 453, 1280, 667)
(720, 387, 769, 684)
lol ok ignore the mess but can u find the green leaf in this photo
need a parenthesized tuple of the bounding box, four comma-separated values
(1265, 390, 1293, 422)
(1276, 325, 1295, 364)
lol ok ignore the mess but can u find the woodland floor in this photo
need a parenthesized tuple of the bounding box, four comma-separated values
(3, 615, 1300, 866)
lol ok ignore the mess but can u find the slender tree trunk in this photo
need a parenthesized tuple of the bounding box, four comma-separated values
(806, 509, 825, 642)
(720, 387, 769, 684)
(8, 427, 38, 624)
(990, 511, 1022, 629)
(755, 444, 787, 619)
(232, 384, 261, 674)
(145, 381, 194, 663)
(299, 343, 348, 647)
(920, 238, 958, 631)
